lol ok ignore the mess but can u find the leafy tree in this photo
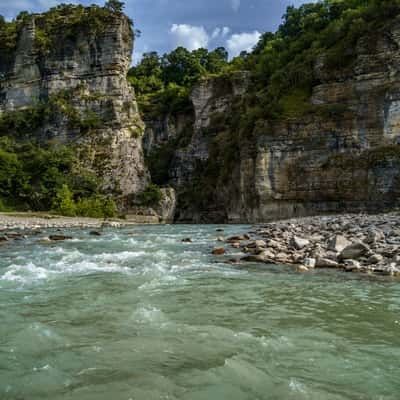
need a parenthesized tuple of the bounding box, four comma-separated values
(161, 47, 206, 86)
(52, 184, 77, 216)
(139, 184, 163, 205)
(104, 0, 125, 12)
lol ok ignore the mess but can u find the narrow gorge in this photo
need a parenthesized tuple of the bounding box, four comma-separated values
(1, 2, 400, 223)
(143, 30, 400, 223)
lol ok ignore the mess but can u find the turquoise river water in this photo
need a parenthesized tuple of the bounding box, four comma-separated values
(0, 224, 400, 400)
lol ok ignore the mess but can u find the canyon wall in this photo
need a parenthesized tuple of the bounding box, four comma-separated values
(144, 23, 400, 222)
(0, 8, 149, 200)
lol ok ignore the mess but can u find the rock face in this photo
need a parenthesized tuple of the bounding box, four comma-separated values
(0, 8, 149, 202)
(143, 23, 400, 222)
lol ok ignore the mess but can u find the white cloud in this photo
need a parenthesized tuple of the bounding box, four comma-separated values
(226, 31, 261, 57)
(211, 26, 230, 40)
(222, 27, 231, 37)
(231, 0, 240, 12)
(170, 23, 209, 51)
(211, 27, 221, 40)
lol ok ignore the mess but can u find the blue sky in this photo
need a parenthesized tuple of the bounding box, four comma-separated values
(0, 0, 315, 62)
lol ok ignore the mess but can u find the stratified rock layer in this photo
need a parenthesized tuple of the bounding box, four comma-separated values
(144, 24, 400, 222)
(0, 9, 149, 199)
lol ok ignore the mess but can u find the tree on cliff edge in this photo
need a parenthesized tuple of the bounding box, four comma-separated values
(105, 0, 125, 12)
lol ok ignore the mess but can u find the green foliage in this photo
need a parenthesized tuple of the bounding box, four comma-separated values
(52, 184, 77, 216)
(128, 46, 229, 116)
(0, 105, 51, 137)
(105, 0, 125, 13)
(30, 3, 129, 55)
(138, 184, 163, 205)
(76, 195, 117, 218)
(0, 137, 117, 217)
(240, 0, 400, 121)
(0, 198, 11, 212)
(52, 184, 117, 218)
(0, 18, 19, 54)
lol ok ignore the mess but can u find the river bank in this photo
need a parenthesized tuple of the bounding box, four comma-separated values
(0, 212, 162, 232)
(217, 212, 400, 277)
(2, 211, 400, 278)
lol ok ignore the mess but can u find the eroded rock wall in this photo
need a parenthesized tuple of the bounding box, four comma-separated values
(0, 11, 149, 199)
(144, 24, 400, 223)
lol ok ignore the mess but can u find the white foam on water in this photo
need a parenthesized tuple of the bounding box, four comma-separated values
(1, 262, 49, 283)
(131, 306, 169, 326)
(0, 255, 134, 285)
(289, 378, 307, 393)
(93, 251, 147, 262)
(52, 259, 132, 275)
(33, 364, 51, 372)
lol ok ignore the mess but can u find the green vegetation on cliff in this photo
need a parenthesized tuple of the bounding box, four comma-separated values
(0, 2, 133, 60)
(132, 0, 400, 123)
(0, 137, 116, 217)
(135, 0, 400, 217)
(128, 47, 229, 116)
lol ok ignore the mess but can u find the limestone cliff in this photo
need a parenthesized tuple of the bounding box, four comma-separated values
(144, 23, 400, 222)
(0, 7, 149, 202)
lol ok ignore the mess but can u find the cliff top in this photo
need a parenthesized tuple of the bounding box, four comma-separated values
(0, 4, 133, 60)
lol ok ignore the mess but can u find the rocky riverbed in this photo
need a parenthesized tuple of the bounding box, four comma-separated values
(0, 213, 133, 233)
(215, 213, 400, 277)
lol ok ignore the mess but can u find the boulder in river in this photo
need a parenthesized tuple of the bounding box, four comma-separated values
(344, 260, 362, 272)
(212, 247, 226, 255)
(227, 235, 247, 242)
(49, 235, 73, 241)
(90, 231, 102, 236)
(296, 265, 309, 273)
(181, 238, 193, 243)
(315, 257, 339, 268)
(303, 258, 316, 268)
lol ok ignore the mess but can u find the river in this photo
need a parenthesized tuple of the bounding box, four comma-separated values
(0, 224, 399, 399)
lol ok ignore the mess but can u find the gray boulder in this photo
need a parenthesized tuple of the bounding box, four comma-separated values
(368, 254, 384, 264)
(340, 242, 370, 260)
(315, 257, 339, 268)
(328, 235, 351, 253)
(303, 258, 316, 268)
(345, 260, 362, 272)
(291, 236, 310, 250)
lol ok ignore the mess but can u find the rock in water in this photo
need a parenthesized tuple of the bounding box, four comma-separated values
(303, 258, 316, 268)
(315, 258, 339, 268)
(212, 247, 226, 255)
(297, 265, 309, 273)
(345, 260, 362, 272)
(49, 235, 73, 241)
